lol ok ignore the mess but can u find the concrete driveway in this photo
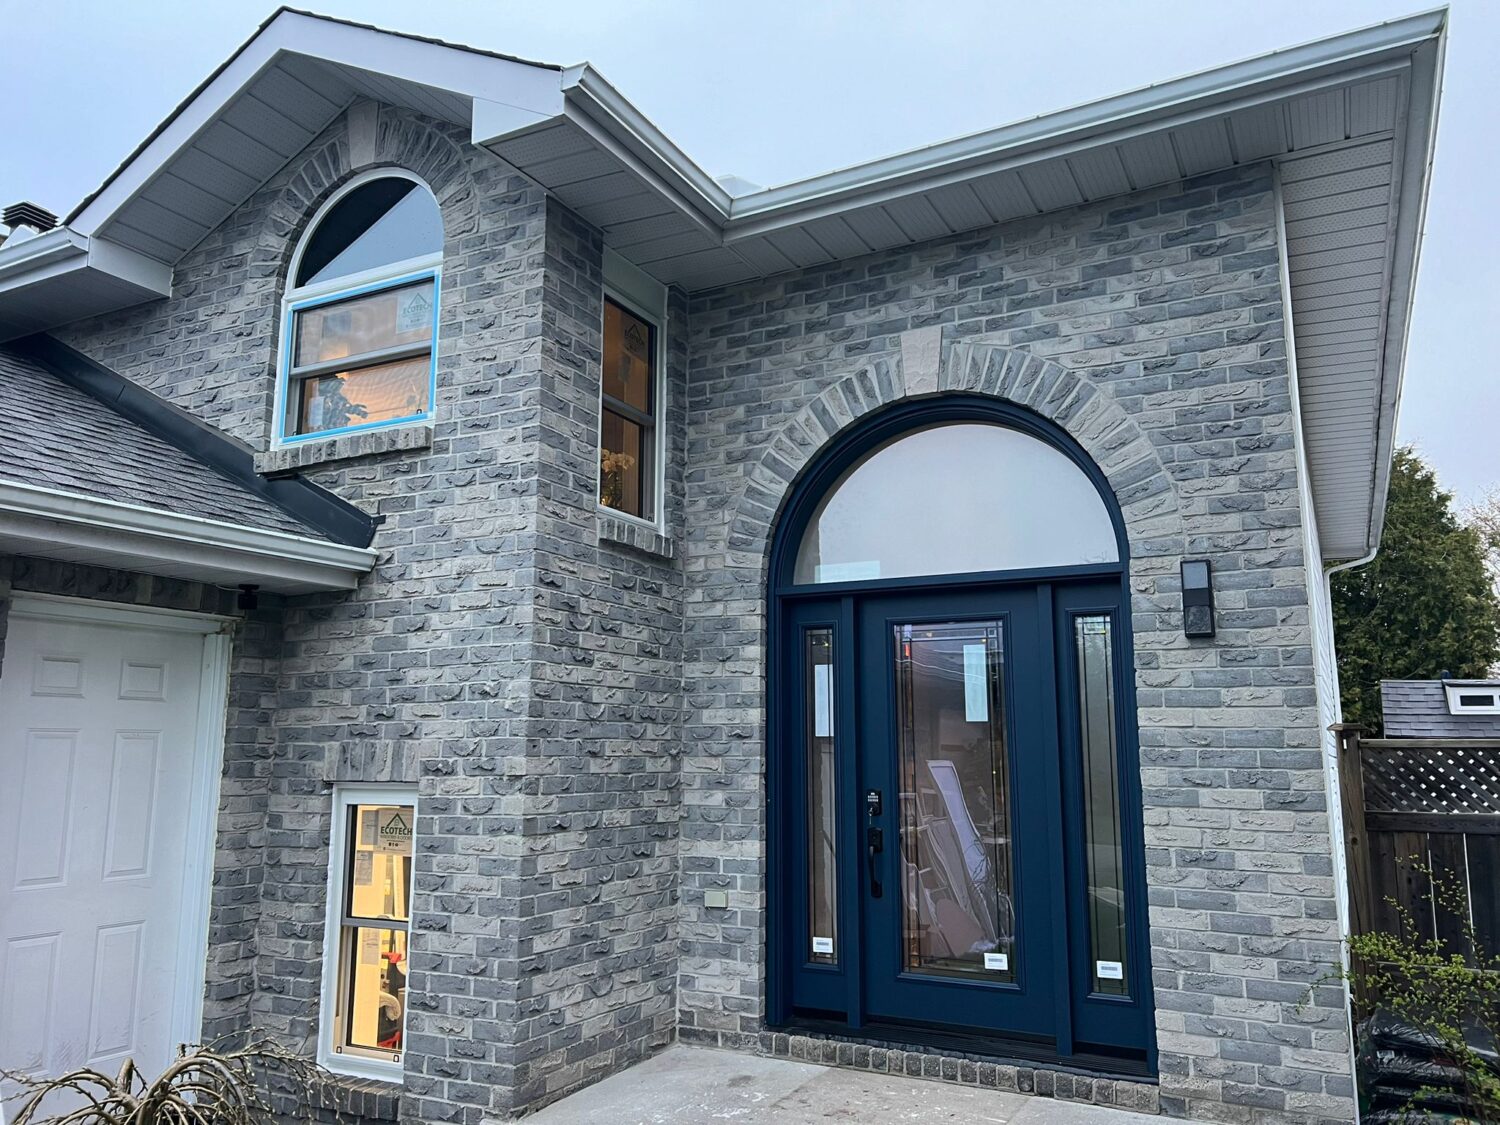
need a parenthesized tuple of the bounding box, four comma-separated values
(528, 1045, 1162, 1124)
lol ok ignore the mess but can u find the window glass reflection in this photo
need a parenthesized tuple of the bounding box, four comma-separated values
(344, 927, 408, 1051)
(894, 621, 1015, 981)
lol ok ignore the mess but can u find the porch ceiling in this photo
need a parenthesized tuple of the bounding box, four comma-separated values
(1, 7, 1446, 561)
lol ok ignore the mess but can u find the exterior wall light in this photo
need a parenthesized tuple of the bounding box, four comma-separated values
(1181, 559, 1215, 638)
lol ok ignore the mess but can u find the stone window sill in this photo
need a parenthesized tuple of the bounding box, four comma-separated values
(597, 511, 675, 560)
(298, 1071, 401, 1122)
(254, 425, 434, 475)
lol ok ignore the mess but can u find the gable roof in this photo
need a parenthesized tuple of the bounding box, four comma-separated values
(0, 7, 1448, 561)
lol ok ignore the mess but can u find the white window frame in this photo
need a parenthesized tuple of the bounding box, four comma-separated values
(318, 783, 418, 1083)
(273, 168, 443, 449)
(599, 248, 667, 531)
(1443, 682, 1500, 715)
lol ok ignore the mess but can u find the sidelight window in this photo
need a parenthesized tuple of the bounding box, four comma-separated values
(1074, 614, 1129, 996)
(277, 173, 442, 444)
(803, 627, 838, 963)
(319, 786, 416, 1079)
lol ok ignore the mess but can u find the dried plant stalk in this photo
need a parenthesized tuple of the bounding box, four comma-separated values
(2, 1036, 346, 1125)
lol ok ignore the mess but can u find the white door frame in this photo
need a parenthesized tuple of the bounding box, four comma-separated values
(5, 592, 235, 1051)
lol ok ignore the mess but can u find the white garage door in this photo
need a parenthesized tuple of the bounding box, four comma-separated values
(0, 597, 225, 1099)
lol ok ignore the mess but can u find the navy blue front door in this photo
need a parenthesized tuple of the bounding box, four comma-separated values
(775, 577, 1152, 1066)
(858, 586, 1058, 1042)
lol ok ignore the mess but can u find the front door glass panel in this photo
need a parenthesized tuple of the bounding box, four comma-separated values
(892, 620, 1015, 982)
(1075, 614, 1129, 996)
(804, 626, 838, 964)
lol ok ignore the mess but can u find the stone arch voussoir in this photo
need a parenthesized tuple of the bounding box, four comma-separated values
(258, 104, 481, 285)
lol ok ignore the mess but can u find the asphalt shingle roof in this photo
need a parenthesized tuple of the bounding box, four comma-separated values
(0, 346, 327, 540)
(1380, 679, 1500, 738)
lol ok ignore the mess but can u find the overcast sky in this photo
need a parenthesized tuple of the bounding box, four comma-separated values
(3, 1, 1492, 506)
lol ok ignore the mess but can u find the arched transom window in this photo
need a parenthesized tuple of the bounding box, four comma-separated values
(277, 173, 443, 444)
(793, 422, 1119, 583)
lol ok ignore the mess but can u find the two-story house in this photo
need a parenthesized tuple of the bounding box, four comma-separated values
(0, 9, 1447, 1123)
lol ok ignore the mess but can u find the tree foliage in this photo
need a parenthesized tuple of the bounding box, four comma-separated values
(1332, 448, 1500, 731)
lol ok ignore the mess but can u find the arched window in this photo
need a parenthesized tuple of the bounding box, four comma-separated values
(793, 421, 1119, 583)
(277, 173, 443, 443)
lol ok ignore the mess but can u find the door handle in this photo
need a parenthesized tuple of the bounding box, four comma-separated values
(867, 825, 884, 899)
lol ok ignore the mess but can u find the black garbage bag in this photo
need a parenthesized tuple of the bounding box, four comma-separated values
(1358, 1010, 1500, 1122)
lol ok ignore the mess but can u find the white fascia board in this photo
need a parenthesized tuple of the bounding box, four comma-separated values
(0, 480, 378, 591)
(723, 8, 1446, 229)
(85, 236, 175, 296)
(1363, 31, 1446, 558)
(70, 8, 563, 242)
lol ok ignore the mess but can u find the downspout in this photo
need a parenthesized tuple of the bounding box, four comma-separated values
(1326, 546, 1380, 581)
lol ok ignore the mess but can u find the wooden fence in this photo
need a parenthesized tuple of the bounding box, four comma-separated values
(1334, 726, 1500, 958)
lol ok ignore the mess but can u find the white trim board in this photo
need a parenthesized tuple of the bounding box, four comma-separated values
(317, 783, 418, 1084)
(0, 479, 377, 593)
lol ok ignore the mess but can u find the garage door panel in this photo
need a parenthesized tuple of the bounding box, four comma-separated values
(14, 730, 78, 889)
(32, 653, 84, 697)
(119, 660, 169, 702)
(87, 920, 147, 1064)
(0, 932, 59, 1072)
(103, 732, 162, 881)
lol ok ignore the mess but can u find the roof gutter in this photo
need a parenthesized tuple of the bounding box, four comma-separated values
(0, 227, 88, 286)
(0, 480, 378, 592)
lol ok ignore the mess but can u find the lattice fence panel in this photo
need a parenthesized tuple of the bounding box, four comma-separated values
(1362, 744, 1500, 813)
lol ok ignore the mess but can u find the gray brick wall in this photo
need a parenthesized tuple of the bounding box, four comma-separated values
(37, 92, 1354, 1125)
(49, 103, 686, 1124)
(677, 164, 1354, 1125)
(55, 102, 559, 1124)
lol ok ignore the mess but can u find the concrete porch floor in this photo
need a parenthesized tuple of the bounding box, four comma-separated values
(528, 1045, 1163, 1124)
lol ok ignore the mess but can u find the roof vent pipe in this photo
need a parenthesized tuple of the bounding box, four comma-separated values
(1, 201, 59, 246)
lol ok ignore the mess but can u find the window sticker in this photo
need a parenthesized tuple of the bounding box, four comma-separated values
(396, 287, 433, 334)
(360, 929, 381, 966)
(353, 850, 374, 887)
(1096, 960, 1124, 980)
(811, 937, 834, 956)
(964, 643, 989, 722)
(814, 664, 833, 738)
(984, 952, 1009, 971)
(376, 808, 414, 855)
